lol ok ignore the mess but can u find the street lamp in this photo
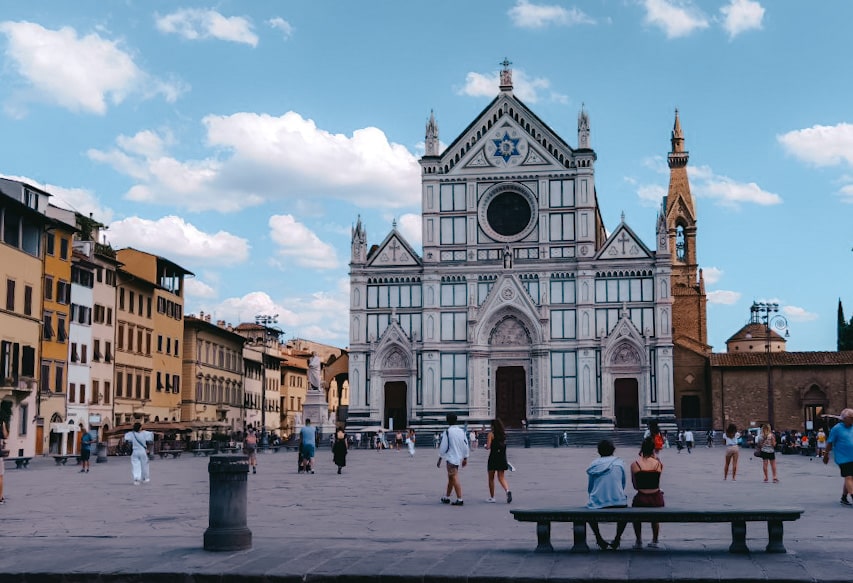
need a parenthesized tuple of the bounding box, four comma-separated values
(751, 302, 790, 429)
(254, 314, 281, 449)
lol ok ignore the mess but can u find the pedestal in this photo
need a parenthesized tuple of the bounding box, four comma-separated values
(302, 389, 336, 437)
(203, 455, 252, 551)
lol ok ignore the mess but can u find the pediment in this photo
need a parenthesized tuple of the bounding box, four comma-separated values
(666, 194, 695, 225)
(375, 318, 414, 362)
(441, 95, 575, 176)
(366, 230, 421, 268)
(596, 223, 652, 260)
(473, 274, 543, 345)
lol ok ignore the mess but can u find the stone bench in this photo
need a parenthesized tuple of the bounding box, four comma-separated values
(192, 449, 216, 457)
(157, 450, 182, 459)
(6, 456, 33, 469)
(510, 507, 804, 554)
(51, 454, 82, 466)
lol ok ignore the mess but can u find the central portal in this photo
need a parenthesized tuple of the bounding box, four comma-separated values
(384, 381, 407, 431)
(496, 366, 526, 428)
(614, 378, 639, 428)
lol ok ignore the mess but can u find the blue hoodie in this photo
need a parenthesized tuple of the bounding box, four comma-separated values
(586, 455, 628, 509)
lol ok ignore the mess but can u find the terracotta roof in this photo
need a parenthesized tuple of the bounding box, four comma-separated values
(725, 322, 786, 344)
(711, 351, 853, 367)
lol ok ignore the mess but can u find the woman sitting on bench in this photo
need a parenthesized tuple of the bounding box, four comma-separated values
(626, 437, 665, 549)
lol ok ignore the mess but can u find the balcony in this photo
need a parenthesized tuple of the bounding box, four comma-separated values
(0, 377, 36, 402)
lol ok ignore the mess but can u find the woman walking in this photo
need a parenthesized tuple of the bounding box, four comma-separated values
(485, 418, 512, 503)
(332, 428, 348, 474)
(758, 424, 779, 483)
(244, 428, 258, 474)
(629, 437, 665, 549)
(406, 428, 416, 457)
(123, 422, 154, 485)
(723, 423, 740, 480)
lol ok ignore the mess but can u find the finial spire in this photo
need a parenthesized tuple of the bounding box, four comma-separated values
(578, 103, 590, 149)
(425, 109, 439, 156)
(620, 211, 625, 223)
(671, 108, 685, 153)
(499, 58, 513, 92)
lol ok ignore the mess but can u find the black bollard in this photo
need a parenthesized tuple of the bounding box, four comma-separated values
(204, 455, 252, 551)
(96, 442, 108, 463)
(553, 434, 559, 448)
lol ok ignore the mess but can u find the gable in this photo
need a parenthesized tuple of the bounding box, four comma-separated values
(366, 232, 421, 268)
(666, 193, 695, 225)
(596, 224, 652, 260)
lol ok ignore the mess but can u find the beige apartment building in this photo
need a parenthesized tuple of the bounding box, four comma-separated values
(280, 353, 308, 439)
(116, 249, 191, 423)
(234, 323, 281, 439)
(182, 315, 245, 432)
(113, 267, 155, 425)
(0, 181, 50, 459)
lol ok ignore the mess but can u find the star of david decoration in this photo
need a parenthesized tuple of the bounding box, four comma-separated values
(492, 131, 521, 163)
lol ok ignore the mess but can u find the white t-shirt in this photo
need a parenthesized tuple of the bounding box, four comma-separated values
(724, 433, 740, 446)
(124, 430, 154, 454)
(684, 430, 694, 442)
(439, 425, 470, 466)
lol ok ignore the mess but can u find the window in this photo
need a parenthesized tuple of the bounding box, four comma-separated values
(69, 383, 76, 402)
(440, 283, 466, 306)
(116, 372, 123, 397)
(145, 333, 151, 356)
(134, 373, 141, 398)
(57, 315, 67, 342)
(144, 375, 150, 399)
(104, 381, 110, 404)
(105, 342, 112, 363)
(550, 279, 576, 304)
(106, 270, 115, 286)
(549, 213, 574, 241)
(93, 339, 101, 361)
(117, 325, 124, 350)
(21, 345, 34, 377)
(440, 312, 467, 341)
(81, 344, 87, 364)
(56, 281, 70, 304)
(157, 335, 163, 352)
(0, 341, 12, 381)
(594, 278, 654, 303)
(59, 237, 69, 260)
(157, 371, 163, 392)
(550, 310, 576, 339)
(96, 268, 103, 283)
(44, 313, 54, 340)
(70, 343, 79, 363)
(440, 217, 466, 244)
(440, 183, 466, 211)
(128, 291, 135, 314)
(46, 233, 55, 256)
(44, 275, 54, 301)
(136, 330, 142, 354)
(106, 307, 112, 325)
(173, 375, 180, 394)
(549, 179, 575, 207)
(166, 337, 171, 354)
(440, 353, 467, 404)
(127, 327, 133, 352)
(79, 383, 86, 404)
(366, 284, 422, 308)
(147, 297, 152, 318)
(174, 339, 179, 356)
(54, 364, 64, 393)
(5, 279, 15, 311)
(119, 288, 125, 310)
(40, 362, 50, 392)
(19, 404, 27, 435)
(551, 351, 577, 403)
(92, 380, 100, 404)
(521, 275, 539, 303)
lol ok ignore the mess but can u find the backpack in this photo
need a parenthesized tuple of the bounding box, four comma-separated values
(653, 433, 664, 450)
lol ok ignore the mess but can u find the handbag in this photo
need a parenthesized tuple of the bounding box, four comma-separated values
(753, 450, 762, 458)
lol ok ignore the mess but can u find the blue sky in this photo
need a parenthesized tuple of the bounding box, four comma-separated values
(1, 1, 851, 351)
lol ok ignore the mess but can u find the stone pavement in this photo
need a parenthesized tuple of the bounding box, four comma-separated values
(1, 442, 851, 582)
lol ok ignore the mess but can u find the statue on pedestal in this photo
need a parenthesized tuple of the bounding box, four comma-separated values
(308, 352, 322, 391)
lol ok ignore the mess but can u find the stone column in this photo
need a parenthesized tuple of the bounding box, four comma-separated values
(203, 455, 252, 551)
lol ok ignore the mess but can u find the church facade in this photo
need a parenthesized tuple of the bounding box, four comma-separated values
(348, 64, 676, 432)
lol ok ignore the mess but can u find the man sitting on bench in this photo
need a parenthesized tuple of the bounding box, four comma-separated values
(585, 439, 628, 550)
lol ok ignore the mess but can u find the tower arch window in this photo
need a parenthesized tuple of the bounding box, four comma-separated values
(675, 225, 686, 262)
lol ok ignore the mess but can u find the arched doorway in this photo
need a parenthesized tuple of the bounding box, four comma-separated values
(614, 378, 639, 428)
(496, 366, 526, 428)
(384, 382, 407, 431)
(681, 395, 701, 423)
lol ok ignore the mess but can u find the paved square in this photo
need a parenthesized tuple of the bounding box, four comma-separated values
(1, 443, 851, 581)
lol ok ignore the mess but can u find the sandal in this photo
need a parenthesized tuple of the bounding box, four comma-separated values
(773, 478, 779, 483)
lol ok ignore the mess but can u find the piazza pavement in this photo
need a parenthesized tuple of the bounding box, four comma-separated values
(0, 440, 851, 582)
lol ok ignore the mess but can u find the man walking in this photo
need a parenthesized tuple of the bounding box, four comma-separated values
(437, 413, 469, 506)
(823, 408, 853, 506)
(684, 429, 694, 454)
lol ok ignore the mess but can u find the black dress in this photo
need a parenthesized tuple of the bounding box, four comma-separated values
(332, 436, 347, 468)
(487, 435, 509, 471)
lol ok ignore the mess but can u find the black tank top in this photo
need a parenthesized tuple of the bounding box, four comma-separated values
(635, 470, 661, 490)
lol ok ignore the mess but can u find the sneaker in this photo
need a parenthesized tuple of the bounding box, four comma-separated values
(441, 497, 451, 504)
(79, 469, 86, 473)
(143, 479, 150, 483)
(252, 468, 256, 474)
(309, 470, 315, 474)
(647, 542, 659, 549)
(841, 496, 852, 506)
(451, 500, 464, 506)
(133, 481, 141, 486)
(507, 491, 513, 504)
(0, 497, 6, 505)
(486, 497, 496, 503)
(632, 542, 643, 550)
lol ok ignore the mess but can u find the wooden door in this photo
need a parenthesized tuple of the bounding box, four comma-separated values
(384, 382, 407, 431)
(496, 366, 526, 428)
(614, 378, 639, 428)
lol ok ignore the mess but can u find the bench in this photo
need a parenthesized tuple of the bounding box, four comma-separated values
(6, 456, 33, 469)
(51, 454, 82, 466)
(157, 450, 182, 459)
(511, 507, 804, 554)
(192, 449, 216, 457)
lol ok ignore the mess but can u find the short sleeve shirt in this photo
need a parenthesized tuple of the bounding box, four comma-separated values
(828, 423, 853, 465)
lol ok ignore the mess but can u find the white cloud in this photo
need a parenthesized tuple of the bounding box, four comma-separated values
(202, 286, 349, 345)
(90, 114, 421, 212)
(778, 123, 853, 167)
(508, 1, 595, 28)
(267, 17, 294, 39)
(184, 278, 217, 299)
(782, 305, 819, 322)
(155, 9, 258, 47)
(720, 0, 765, 38)
(0, 21, 183, 115)
(396, 213, 422, 250)
(458, 69, 566, 104)
(642, 0, 709, 38)
(702, 266, 723, 285)
(839, 184, 853, 204)
(636, 184, 666, 206)
(108, 215, 250, 266)
(268, 214, 339, 270)
(689, 165, 781, 207)
(708, 290, 741, 305)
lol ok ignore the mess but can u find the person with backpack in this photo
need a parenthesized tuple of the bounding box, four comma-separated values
(437, 413, 469, 506)
(123, 422, 154, 485)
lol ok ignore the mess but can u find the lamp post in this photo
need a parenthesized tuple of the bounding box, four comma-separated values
(751, 302, 790, 429)
(254, 314, 281, 449)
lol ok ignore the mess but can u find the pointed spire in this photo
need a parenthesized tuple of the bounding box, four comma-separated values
(620, 211, 625, 224)
(578, 103, 590, 149)
(499, 57, 513, 92)
(425, 109, 439, 157)
(392, 217, 397, 230)
(671, 108, 685, 154)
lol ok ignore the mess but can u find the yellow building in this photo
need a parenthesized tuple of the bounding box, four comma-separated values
(115, 249, 192, 424)
(42, 204, 78, 454)
(280, 353, 308, 439)
(182, 315, 245, 432)
(0, 181, 50, 458)
(113, 268, 155, 425)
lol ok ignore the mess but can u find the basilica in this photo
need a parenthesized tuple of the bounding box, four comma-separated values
(347, 63, 698, 432)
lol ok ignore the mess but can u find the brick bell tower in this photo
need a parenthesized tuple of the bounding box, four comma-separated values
(664, 110, 711, 424)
